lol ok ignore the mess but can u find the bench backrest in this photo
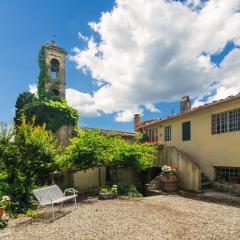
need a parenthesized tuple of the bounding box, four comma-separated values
(33, 185, 64, 205)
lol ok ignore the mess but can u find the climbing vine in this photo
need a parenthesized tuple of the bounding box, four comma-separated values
(14, 44, 79, 134)
(37, 46, 48, 100)
(22, 100, 79, 132)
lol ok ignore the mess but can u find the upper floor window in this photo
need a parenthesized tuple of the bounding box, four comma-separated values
(50, 58, 60, 80)
(147, 128, 158, 142)
(212, 108, 240, 134)
(182, 121, 191, 141)
(164, 125, 171, 141)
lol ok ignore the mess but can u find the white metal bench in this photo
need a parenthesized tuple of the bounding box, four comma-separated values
(33, 185, 78, 221)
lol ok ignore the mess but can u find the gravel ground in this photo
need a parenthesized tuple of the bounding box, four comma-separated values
(3, 195, 240, 240)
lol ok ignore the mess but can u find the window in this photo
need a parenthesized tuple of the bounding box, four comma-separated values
(164, 125, 171, 141)
(50, 58, 60, 80)
(215, 167, 240, 184)
(182, 121, 191, 141)
(52, 89, 60, 96)
(212, 108, 240, 134)
(147, 128, 158, 142)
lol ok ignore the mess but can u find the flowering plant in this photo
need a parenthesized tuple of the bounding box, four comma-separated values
(0, 196, 11, 207)
(161, 165, 177, 175)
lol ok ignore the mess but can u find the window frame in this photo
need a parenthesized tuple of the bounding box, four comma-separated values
(164, 125, 171, 142)
(182, 121, 191, 141)
(212, 108, 240, 135)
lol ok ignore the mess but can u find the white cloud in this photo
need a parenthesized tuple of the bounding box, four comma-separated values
(66, 88, 100, 117)
(115, 109, 143, 122)
(29, 84, 37, 94)
(27, 85, 100, 117)
(78, 32, 89, 42)
(193, 48, 240, 107)
(70, 0, 240, 122)
(144, 103, 160, 113)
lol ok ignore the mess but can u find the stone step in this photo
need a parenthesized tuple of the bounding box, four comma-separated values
(146, 189, 165, 196)
(201, 181, 212, 189)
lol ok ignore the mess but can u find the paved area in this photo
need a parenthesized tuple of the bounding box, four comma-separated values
(200, 190, 240, 203)
(2, 195, 240, 240)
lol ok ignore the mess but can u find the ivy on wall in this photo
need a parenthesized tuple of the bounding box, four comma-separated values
(37, 46, 48, 100)
(22, 100, 79, 132)
(14, 44, 79, 134)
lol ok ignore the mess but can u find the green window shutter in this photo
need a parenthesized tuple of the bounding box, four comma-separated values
(182, 121, 191, 141)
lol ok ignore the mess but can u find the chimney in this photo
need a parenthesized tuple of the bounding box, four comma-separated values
(134, 114, 140, 132)
(180, 96, 191, 113)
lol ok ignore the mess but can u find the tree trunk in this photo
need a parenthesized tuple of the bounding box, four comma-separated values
(98, 167, 102, 187)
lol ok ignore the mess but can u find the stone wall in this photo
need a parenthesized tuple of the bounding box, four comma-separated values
(155, 146, 201, 192)
(55, 124, 74, 147)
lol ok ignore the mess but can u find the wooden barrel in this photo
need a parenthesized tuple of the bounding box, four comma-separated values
(0, 206, 6, 218)
(160, 174, 177, 191)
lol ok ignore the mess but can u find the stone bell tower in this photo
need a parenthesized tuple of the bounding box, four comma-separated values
(38, 38, 67, 100)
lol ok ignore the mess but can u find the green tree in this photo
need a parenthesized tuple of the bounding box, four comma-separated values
(14, 116, 59, 187)
(14, 92, 36, 125)
(0, 118, 60, 214)
(57, 129, 118, 170)
(57, 129, 156, 183)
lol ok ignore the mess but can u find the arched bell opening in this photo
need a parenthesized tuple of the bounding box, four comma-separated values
(50, 58, 60, 80)
(52, 89, 60, 97)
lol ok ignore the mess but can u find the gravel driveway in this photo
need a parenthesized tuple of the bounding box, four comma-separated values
(4, 195, 240, 240)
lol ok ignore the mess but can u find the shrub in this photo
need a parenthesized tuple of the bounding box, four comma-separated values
(118, 184, 142, 198)
(0, 119, 60, 215)
(100, 185, 118, 194)
(26, 209, 38, 218)
(0, 218, 8, 230)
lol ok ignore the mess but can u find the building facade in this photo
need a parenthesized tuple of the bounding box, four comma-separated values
(136, 94, 240, 184)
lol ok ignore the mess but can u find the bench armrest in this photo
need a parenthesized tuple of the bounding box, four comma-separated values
(64, 188, 78, 196)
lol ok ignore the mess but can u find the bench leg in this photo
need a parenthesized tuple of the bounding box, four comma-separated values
(51, 202, 55, 221)
(59, 201, 64, 211)
(74, 197, 77, 209)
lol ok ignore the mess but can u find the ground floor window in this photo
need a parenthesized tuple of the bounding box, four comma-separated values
(215, 167, 240, 184)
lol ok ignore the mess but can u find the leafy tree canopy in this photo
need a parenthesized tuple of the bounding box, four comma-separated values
(56, 129, 156, 171)
(14, 92, 36, 125)
(0, 117, 60, 214)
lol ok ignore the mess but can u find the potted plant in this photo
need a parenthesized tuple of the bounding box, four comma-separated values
(0, 195, 10, 218)
(159, 165, 178, 191)
(99, 185, 118, 200)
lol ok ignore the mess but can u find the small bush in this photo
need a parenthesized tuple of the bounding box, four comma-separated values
(118, 184, 142, 198)
(100, 185, 118, 194)
(26, 209, 38, 218)
(0, 218, 8, 230)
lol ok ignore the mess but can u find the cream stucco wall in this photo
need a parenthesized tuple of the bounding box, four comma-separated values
(73, 167, 106, 192)
(145, 99, 240, 181)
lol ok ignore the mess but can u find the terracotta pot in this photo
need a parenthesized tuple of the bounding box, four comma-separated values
(0, 206, 6, 218)
(160, 174, 178, 191)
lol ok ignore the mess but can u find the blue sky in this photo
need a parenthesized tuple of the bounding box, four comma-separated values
(0, 0, 240, 131)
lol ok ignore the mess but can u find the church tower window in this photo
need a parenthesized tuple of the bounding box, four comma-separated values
(50, 58, 60, 80)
